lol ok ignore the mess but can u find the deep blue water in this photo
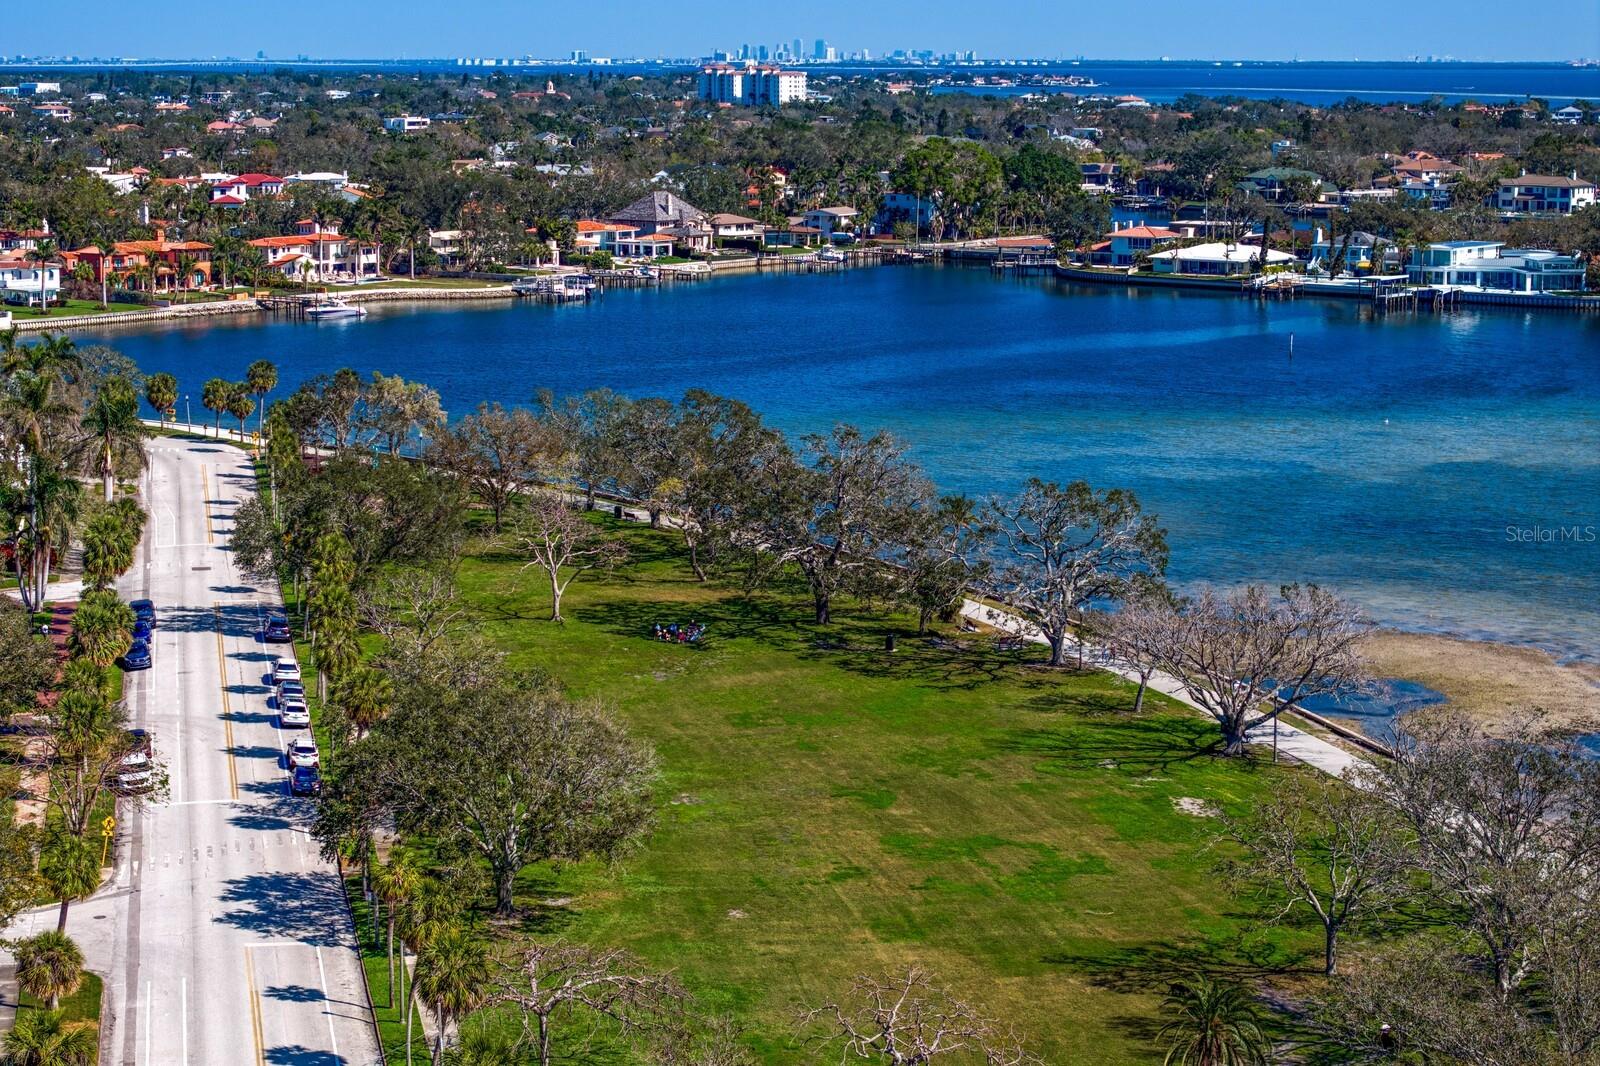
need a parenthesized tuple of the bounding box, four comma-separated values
(85, 266, 1600, 660)
(927, 60, 1600, 104)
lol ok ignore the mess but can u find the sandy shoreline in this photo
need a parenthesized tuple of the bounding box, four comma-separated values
(1365, 629, 1600, 736)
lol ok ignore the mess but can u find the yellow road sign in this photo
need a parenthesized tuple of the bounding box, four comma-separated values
(101, 816, 116, 836)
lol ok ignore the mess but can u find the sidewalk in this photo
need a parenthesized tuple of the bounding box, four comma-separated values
(959, 599, 1368, 779)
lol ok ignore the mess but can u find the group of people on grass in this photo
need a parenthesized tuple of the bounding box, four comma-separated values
(651, 621, 707, 644)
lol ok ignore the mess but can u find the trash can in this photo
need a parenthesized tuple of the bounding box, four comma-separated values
(614, 504, 624, 520)
(885, 632, 897, 653)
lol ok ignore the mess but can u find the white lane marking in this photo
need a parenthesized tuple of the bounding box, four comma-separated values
(143, 979, 151, 1065)
(161, 798, 242, 807)
(181, 975, 189, 1064)
(317, 946, 339, 1057)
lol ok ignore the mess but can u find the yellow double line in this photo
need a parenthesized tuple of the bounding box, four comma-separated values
(244, 947, 266, 1066)
(214, 604, 238, 800)
(201, 465, 214, 544)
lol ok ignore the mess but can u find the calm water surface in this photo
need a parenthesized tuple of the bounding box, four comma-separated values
(86, 267, 1600, 660)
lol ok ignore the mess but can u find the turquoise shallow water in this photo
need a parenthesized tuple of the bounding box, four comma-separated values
(86, 266, 1600, 660)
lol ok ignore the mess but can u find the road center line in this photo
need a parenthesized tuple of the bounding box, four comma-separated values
(244, 948, 266, 1066)
(316, 946, 340, 1057)
(213, 604, 238, 800)
(181, 976, 189, 1065)
(200, 464, 214, 544)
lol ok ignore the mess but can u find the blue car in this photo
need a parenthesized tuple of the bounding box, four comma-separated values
(121, 640, 152, 671)
(263, 614, 292, 643)
(130, 599, 156, 628)
(132, 619, 154, 643)
(290, 764, 321, 797)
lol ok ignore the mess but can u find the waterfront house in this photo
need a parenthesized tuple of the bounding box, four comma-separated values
(1389, 151, 1462, 182)
(1238, 167, 1324, 202)
(31, 102, 73, 120)
(572, 220, 638, 252)
(608, 191, 709, 238)
(1148, 241, 1295, 276)
(1406, 240, 1586, 292)
(249, 219, 379, 282)
(708, 212, 763, 242)
(762, 224, 824, 248)
(1552, 104, 1585, 125)
(612, 232, 677, 259)
(74, 226, 214, 292)
(875, 192, 936, 235)
(1079, 162, 1121, 193)
(1308, 229, 1400, 273)
(0, 255, 61, 306)
(427, 230, 464, 266)
(1494, 172, 1596, 215)
(1092, 224, 1181, 267)
(802, 206, 860, 240)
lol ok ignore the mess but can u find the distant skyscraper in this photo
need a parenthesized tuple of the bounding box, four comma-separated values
(571, 49, 588, 62)
(739, 44, 750, 60)
(757, 44, 768, 61)
(814, 38, 827, 60)
(793, 38, 804, 60)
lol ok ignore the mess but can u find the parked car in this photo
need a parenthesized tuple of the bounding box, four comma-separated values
(121, 640, 152, 671)
(276, 681, 307, 706)
(279, 699, 311, 728)
(117, 729, 154, 793)
(284, 735, 320, 769)
(132, 618, 154, 643)
(130, 599, 156, 629)
(263, 614, 292, 643)
(273, 657, 302, 685)
(290, 764, 321, 796)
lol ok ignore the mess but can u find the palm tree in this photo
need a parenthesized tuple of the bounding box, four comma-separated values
(12, 931, 85, 1010)
(396, 880, 462, 1066)
(413, 930, 490, 1062)
(174, 253, 198, 303)
(24, 239, 58, 311)
(372, 851, 423, 1008)
(78, 374, 148, 502)
(201, 377, 230, 438)
(37, 829, 103, 935)
(440, 1029, 519, 1066)
(13, 459, 83, 611)
(1, 1008, 98, 1066)
(80, 510, 138, 590)
(93, 239, 117, 308)
(225, 382, 255, 440)
(245, 359, 277, 440)
(334, 667, 394, 739)
(1156, 975, 1274, 1066)
(69, 592, 135, 668)
(145, 372, 178, 424)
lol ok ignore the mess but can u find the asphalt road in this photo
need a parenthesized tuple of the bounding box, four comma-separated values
(86, 433, 379, 1065)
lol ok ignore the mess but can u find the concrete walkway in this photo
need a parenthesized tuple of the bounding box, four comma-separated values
(959, 599, 1368, 779)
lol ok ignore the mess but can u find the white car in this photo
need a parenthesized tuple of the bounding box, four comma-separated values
(273, 656, 302, 685)
(285, 735, 320, 769)
(279, 699, 311, 728)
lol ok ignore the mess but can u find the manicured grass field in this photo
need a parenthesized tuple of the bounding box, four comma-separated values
(435, 520, 1317, 1063)
(6, 299, 144, 320)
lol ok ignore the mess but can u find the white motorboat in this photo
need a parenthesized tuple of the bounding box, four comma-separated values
(305, 297, 368, 320)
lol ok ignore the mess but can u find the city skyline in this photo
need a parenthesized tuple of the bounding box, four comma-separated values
(8, 0, 1598, 63)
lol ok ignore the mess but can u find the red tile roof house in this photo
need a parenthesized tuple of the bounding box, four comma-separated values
(1089, 224, 1181, 266)
(73, 225, 214, 293)
(248, 218, 380, 282)
(210, 173, 286, 202)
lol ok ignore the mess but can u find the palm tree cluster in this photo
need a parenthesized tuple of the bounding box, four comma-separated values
(195, 358, 277, 441)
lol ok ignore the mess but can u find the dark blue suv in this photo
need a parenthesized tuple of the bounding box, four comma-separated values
(290, 765, 321, 796)
(130, 599, 156, 629)
(121, 640, 152, 671)
(263, 614, 293, 643)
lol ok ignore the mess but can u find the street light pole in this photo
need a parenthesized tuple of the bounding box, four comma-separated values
(184, 394, 191, 429)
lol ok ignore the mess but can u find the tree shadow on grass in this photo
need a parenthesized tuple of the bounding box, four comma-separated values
(991, 714, 1240, 775)
(1044, 932, 1316, 997)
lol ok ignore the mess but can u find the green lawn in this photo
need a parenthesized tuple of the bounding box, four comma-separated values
(6, 299, 145, 320)
(17, 971, 103, 1062)
(418, 520, 1318, 1063)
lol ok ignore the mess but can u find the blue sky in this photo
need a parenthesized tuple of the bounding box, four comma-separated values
(10, 0, 1599, 62)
